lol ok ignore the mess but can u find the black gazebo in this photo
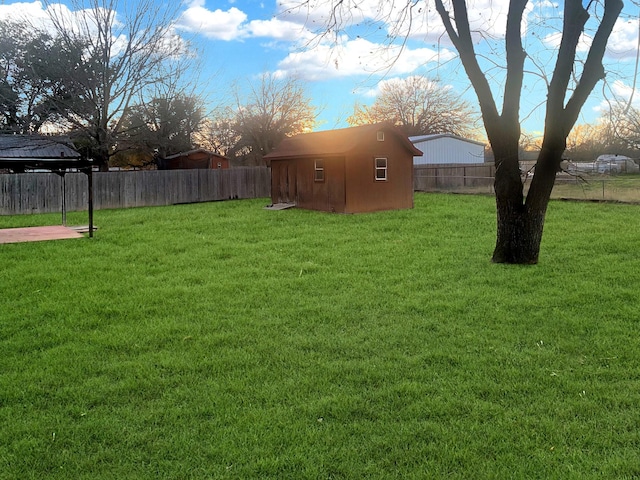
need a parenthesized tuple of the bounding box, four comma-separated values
(0, 134, 94, 237)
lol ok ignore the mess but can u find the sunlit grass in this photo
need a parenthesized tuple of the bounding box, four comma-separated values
(1, 194, 639, 479)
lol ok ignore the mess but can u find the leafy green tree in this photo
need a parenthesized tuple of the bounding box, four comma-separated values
(118, 94, 205, 167)
(0, 20, 69, 133)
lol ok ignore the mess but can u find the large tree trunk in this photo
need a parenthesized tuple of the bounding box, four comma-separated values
(492, 146, 562, 264)
(433, 0, 622, 265)
(492, 192, 558, 264)
(492, 198, 543, 264)
(94, 128, 111, 172)
(90, 145, 110, 172)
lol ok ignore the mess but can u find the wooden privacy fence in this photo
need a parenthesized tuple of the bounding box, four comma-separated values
(414, 164, 495, 191)
(0, 167, 271, 215)
(1, 165, 496, 215)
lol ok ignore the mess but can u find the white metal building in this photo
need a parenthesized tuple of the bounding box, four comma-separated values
(409, 134, 486, 165)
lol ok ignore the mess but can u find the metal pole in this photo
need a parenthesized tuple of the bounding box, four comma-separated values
(62, 173, 67, 226)
(86, 167, 94, 238)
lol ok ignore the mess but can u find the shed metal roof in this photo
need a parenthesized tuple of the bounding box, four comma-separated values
(409, 133, 486, 147)
(265, 123, 422, 160)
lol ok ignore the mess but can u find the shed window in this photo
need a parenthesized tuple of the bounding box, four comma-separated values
(377, 131, 385, 141)
(314, 159, 325, 182)
(375, 157, 387, 181)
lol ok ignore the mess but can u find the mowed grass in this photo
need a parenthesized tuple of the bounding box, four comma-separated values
(1, 193, 639, 479)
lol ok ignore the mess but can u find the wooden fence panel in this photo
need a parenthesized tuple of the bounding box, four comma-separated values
(0, 167, 271, 215)
(63, 173, 87, 212)
(0, 173, 64, 215)
(414, 164, 495, 191)
(3, 165, 489, 215)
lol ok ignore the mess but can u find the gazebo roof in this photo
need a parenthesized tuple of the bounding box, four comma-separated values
(0, 134, 91, 171)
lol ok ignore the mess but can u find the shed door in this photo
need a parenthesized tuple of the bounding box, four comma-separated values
(276, 162, 297, 203)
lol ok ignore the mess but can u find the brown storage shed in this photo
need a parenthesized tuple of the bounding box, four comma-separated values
(265, 123, 422, 213)
(158, 149, 229, 170)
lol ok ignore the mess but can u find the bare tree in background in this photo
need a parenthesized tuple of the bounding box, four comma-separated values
(195, 111, 240, 158)
(564, 122, 613, 163)
(348, 76, 477, 137)
(291, 0, 623, 263)
(40, 0, 190, 170)
(232, 73, 316, 166)
(602, 104, 640, 155)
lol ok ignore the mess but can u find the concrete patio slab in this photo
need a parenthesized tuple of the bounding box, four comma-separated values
(0, 225, 85, 244)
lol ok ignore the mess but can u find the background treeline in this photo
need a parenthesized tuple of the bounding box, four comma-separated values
(2, 0, 639, 172)
(0, 1, 479, 171)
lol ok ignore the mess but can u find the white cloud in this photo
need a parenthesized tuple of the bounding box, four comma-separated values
(542, 31, 592, 52)
(0, 1, 48, 22)
(593, 80, 640, 116)
(276, 0, 370, 27)
(467, 0, 511, 35)
(532, 0, 560, 8)
(277, 0, 525, 48)
(607, 18, 639, 59)
(273, 36, 456, 81)
(0, 1, 58, 29)
(177, 5, 316, 44)
(541, 16, 639, 60)
(609, 80, 640, 106)
(534, 6, 638, 61)
(247, 17, 314, 42)
(360, 75, 452, 98)
(404, 0, 512, 42)
(177, 6, 248, 41)
(0, 2, 124, 43)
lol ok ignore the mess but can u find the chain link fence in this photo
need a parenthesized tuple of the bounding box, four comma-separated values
(415, 163, 640, 202)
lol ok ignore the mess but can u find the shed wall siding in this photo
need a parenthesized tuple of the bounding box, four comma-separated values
(413, 137, 484, 165)
(344, 144, 413, 213)
(268, 125, 416, 213)
(271, 157, 346, 212)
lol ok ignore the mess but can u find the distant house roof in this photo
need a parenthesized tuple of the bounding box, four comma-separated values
(163, 148, 227, 160)
(409, 133, 486, 147)
(265, 123, 422, 160)
(0, 134, 89, 171)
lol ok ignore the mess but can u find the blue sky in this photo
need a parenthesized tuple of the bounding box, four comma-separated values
(2, 0, 640, 138)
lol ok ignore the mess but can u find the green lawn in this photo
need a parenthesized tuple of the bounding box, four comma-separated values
(1, 194, 639, 479)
